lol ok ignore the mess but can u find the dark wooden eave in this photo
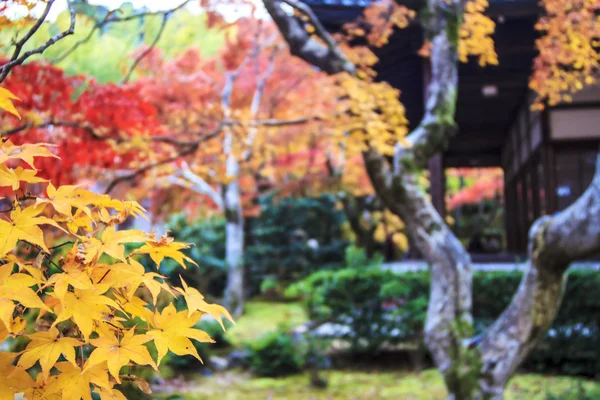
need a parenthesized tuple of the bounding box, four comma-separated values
(302, 0, 541, 168)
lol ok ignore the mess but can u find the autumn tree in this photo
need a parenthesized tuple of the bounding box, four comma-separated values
(123, 17, 332, 316)
(262, 0, 600, 398)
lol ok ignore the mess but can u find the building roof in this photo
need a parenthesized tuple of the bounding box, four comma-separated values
(303, 0, 541, 167)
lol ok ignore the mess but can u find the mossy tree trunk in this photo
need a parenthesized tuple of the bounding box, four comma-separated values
(263, 0, 600, 398)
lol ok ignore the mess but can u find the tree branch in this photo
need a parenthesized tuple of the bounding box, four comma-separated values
(262, 0, 355, 74)
(168, 162, 224, 209)
(0, 0, 76, 83)
(103, 124, 224, 195)
(121, 13, 168, 84)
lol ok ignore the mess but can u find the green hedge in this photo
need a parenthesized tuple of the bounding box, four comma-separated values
(288, 265, 600, 377)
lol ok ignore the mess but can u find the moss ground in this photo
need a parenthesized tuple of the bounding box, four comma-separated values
(155, 369, 600, 400)
(223, 300, 308, 347)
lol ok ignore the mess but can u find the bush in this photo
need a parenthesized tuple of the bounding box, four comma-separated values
(246, 194, 348, 294)
(287, 247, 426, 352)
(247, 328, 307, 377)
(289, 255, 600, 376)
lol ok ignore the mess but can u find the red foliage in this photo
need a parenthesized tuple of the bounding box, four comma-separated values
(0, 60, 161, 188)
(446, 168, 504, 210)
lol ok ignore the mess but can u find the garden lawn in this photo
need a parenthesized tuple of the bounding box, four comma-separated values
(223, 300, 308, 347)
(155, 369, 600, 399)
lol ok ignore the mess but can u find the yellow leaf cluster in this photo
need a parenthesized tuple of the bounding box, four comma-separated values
(331, 73, 409, 157)
(0, 141, 232, 399)
(458, 0, 498, 66)
(370, 209, 407, 252)
(343, 0, 416, 48)
(529, 0, 600, 108)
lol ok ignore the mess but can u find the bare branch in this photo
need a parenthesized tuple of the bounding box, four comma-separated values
(121, 13, 168, 84)
(0, 0, 76, 83)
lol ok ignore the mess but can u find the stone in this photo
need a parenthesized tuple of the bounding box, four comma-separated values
(209, 355, 229, 371)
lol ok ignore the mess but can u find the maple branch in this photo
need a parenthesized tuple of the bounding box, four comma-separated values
(167, 162, 224, 210)
(52, 0, 193, 63)
(0, 0, 75, 83)
(121, 13, 168, 84)
(262, 0, 354, 74)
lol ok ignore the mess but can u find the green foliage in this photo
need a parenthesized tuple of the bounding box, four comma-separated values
(246, 194, 348, 294)
(247, 328, 307, 377)
(260, 277, 281, 297)
(545, 382, 599, 400)
(290, 263, 600, 376)
(0, 7, 224, 83)
(287, 247, 425, 352)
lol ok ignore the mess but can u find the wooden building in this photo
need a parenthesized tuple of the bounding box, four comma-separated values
(303, 0, 600, 257)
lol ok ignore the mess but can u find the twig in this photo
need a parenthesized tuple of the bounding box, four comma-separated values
(121, 13, 168, 84)
(48, 241, 74, 250)
(0, 0, 75, 83)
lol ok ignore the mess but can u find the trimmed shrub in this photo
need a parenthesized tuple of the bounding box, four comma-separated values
(247, 328, 307, 377)
(289, 251, 600, 376)
(287, 250, 426, 352)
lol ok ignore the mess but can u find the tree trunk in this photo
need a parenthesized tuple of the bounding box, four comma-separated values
(222, 155, 245, 317)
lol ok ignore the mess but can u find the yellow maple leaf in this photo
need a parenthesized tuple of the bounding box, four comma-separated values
(0, 205, 63, 256)
(51, 361, 112, 400)
(20, 371, 62, 400)
(0, 87, 21, 119)
(52, 286, 120, 340)
(176, 276, 234, 330)
(47, 245, 94, 301)
(113, 292, 150, 321)
(53, 208, 95, 234)
(0, 165, 47, 190)
(94, 387, 127, 400)
(83, 328, 157, 383)
(0, 352, 35, 400)
(0, 263, 50, 331)
(0, 140, 58, 169)
(15, 327, 83, 380)
(83, 226, 148, 263)
(36, 183, 95, 218)
(92, 258, 171, 305)
(134, 232, 197, 270)
(147, 303, 214, 366)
